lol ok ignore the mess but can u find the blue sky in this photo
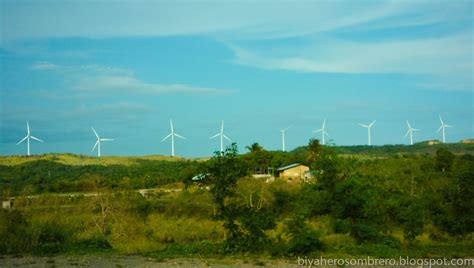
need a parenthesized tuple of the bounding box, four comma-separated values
(0, 0, 473, 157)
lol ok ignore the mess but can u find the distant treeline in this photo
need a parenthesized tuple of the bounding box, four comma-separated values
(293, 142, 474, 156)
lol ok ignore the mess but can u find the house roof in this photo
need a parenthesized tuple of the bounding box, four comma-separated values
(277, 163, 306, 171)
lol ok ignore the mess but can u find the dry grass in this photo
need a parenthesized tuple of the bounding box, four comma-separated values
(0, 153, 208, 166)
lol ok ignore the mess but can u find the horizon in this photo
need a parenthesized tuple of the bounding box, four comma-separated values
(2, 138, 472, 159)
(1, 0, 473, 158)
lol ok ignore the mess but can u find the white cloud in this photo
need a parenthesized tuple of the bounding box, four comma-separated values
(74, 75, 233, 95)
(2, 0, 471, 42)
(30, 62, 233, 95)
(228, 32, 473, 90)
(30, 61, 59, 70)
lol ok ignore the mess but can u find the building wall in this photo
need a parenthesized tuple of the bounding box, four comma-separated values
(279, 165, 310, 183)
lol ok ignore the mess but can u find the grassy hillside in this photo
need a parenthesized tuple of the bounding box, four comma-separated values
(0, 153, 200, 166)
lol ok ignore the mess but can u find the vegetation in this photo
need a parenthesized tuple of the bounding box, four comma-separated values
(0, 159, 200, 197)
(1, 141, 473, 260)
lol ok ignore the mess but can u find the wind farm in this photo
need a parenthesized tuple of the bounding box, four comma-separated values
(8, 115, 463, 157)
(1, 0, 473, 266)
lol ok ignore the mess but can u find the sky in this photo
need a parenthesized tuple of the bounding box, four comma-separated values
(0, 0, 473, 157)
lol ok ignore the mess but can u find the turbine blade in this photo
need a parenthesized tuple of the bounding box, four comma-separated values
(92, 141, 99, 152)
(405, 129, 411, 137)
(313, 129, 323, 133)
(27, 121, 30, 134)
(413, 128, 420, 131)
(221, 120, 224, 133)
(324, 131, 330, 138)
(437, 125, 443, 133)
(16, 136, 28, 145)
(170, 119, 174, 132)
(444, 124, 453, 128)
(161, 133, 172, 142)
(322, 119, 326, 128)
(100, 138, 113, 141)
(223, 134, 231, 142)
(175, 133, 186, 139)
(369, 120, 376, 127)
(284, 125, 292, 131)
(439, 115, 444, 124)
(30, 136, 44, 142)
(91, 127, 99, 139)
(209, 133, 220, 139)
(406, 120, 411, 129)
(358, 123, 368, 128)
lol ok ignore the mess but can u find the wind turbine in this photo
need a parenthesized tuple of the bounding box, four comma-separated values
(279, 126, 291, 152)
(437, 115, 452, 143)
(210, 120, 231, 155)
(161, 119, 186, 157)
(313, 119, 330, 145)
(91, 127, 113, 157)
(358, 120, 376, 146)
(405, 121, 420, 145)
(16, 121, 43, 156)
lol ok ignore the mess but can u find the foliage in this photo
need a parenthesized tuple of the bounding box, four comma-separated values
(435, 148, 455, 172)
(245, 142, 264, 153)
(196, 143, 278, 253)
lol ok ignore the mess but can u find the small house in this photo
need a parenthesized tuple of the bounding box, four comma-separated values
(2, 199, 14, 210)
(277, 163, 311, 183)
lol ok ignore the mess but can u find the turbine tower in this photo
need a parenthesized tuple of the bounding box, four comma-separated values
(17, 121, 43, 156)
(405, 121, 420, 145)
(91, 127, 113, 157)
(280, 126, 291, 152)
(210, 120, 231, 155)
(161, 119, 186, 157)
(437, 115, 452, 143)
(313, 119, 330, 145)
(358, 120, 376, 146)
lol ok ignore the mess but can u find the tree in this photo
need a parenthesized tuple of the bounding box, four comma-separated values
(196, 143, 275, 252)
(307, 138, 322, 164)
(435, 148, 454, 172)
(246, 142, 263, 153)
